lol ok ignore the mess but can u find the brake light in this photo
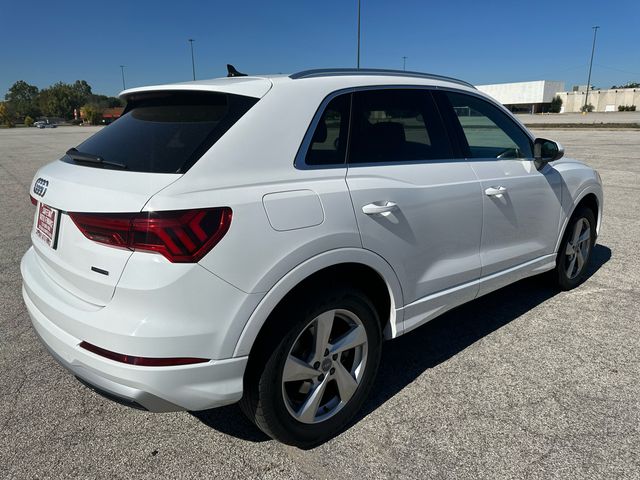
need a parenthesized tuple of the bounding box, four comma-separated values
(80, 341, 209, 366)
(69, 208, 232, 263)
(30, 195, 38, 206)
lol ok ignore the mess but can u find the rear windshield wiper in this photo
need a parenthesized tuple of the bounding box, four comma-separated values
(66, 148, 127, 169)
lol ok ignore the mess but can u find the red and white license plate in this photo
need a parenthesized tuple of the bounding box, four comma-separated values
(35, 202, 59, 248)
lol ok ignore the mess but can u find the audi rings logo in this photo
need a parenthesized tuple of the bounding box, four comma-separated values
(34, 177, 49, 197)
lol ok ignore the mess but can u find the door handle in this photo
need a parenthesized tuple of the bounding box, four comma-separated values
(484, 186, 507, 197)
(362, 201, 398, 215)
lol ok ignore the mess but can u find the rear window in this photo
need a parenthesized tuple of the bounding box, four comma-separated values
(63, 91, 258, 173)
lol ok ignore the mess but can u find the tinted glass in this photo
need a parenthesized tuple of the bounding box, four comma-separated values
(305, 94, 351, 166)
(445, 92, 532, 159)
(64, 91, 257, 173)
(349, 89, 452, 164)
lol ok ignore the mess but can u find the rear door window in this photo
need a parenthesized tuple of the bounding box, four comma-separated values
(64, 91, 258, 173)
(348, 89, 452, 164)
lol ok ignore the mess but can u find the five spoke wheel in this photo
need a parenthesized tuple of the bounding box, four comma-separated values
(565, 217, 591, 279)
(554, 206, 596, 291)
(282, 309, 368, 424)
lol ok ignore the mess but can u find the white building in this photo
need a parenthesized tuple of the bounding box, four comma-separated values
(477, 80, 565, 114)
(557, 87, 640, 113)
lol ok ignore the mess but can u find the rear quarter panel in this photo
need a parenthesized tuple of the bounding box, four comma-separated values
(143, 81, 363, 294)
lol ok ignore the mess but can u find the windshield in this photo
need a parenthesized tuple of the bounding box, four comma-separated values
(63, 91, 258, 173)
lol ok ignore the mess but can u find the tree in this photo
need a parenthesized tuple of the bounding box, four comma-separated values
(549, 95, 563, 113)
(580, 104, 595, 113)
(72, 80, 92, 100)
(611, 82, 640, 89)
(38, 80, 92, 119)
(0, 102, 15, 127)
(4, 80, 40, 120)
(86, 93, 124, 108)
(24, 115, 34, 127)
(81, 103, 104, 125)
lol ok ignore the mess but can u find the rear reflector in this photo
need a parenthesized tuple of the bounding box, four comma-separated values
(69, 207, 232, 263)
(79, 341, 209, 366)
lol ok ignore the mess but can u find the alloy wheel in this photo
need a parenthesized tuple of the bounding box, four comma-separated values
(565, 217, 592, 279)
(281, 309, 368, 424)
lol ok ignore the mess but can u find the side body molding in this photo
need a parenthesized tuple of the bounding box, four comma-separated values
(233, 248, 404, 357)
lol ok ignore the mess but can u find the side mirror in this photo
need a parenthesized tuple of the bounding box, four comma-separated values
(533, 138, 564, 169)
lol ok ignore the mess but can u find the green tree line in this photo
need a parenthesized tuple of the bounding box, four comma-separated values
(1, 80, 123, 127)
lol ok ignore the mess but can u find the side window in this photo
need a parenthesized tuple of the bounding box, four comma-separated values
(445, 92, 533, 159)
(348, 89, 452, 164)
(305, 94, 351, 166)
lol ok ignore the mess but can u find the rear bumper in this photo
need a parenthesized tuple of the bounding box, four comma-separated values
(21, 247, 258, 412)
(24, 284, 248, 411)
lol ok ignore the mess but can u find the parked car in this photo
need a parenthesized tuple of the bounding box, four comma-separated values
(34, 120, 57, 129)
(22, 69, 603, 447)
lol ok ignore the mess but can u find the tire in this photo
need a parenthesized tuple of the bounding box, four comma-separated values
(554, 206, 596, 290)
(240, 286, 382, 448)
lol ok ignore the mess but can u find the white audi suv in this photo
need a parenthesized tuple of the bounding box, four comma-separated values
(21, 68, 603, 447)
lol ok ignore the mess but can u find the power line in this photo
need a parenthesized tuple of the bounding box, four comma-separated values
(593, 63, 640, 76)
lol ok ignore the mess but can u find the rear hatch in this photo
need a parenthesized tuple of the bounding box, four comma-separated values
(29, 85, 265, 306)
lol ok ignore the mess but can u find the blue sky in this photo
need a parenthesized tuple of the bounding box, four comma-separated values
(2, 0, 639, 97)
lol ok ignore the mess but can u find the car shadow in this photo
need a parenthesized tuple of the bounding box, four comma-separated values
(191, 244, 611, 445)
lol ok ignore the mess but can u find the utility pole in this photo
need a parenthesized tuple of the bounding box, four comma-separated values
(584, 26, 600, 112)
(188, 38, 196, 80)
(402, 56, 407, 71)
(356, 0, 361, 69)
(119, 65, 126, 90)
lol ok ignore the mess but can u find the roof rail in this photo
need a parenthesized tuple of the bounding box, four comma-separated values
(289, 68, 476, 89)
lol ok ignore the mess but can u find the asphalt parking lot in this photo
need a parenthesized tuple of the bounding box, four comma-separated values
(1, 126, 638, 479)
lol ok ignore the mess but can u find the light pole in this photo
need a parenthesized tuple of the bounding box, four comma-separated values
(188, 38, 196, 80)
(356, 0, 361, 69)
(119, 65, 126, 90)
(402, 56, 407, 71)
(584, 26, 600, 112)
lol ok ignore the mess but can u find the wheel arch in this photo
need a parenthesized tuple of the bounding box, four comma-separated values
(555, 186, 602, 253)
(232, 248, 404, 358)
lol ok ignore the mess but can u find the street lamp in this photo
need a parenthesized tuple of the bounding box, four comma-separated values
(402, 56, 407, 71)
(119, 65, 126, 90)
(188, 38, 196, 80)
(356, 0, 361, 69)
(584, 26, 600, 112)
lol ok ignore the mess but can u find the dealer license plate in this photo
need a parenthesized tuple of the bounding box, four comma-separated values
(35, 202, 59, 249)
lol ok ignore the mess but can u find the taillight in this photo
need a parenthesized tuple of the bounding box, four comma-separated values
(80, 341, 209, 366)
(69, 208, 232, 263)
(30, 195, 38, 206)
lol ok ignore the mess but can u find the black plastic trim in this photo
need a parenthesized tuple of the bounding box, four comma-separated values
(75, 376, 148, 411)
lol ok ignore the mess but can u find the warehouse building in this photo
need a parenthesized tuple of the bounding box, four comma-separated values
(477, 80, 565, 114)
(556, 87, 639, 113)
(477, 80, 639, 114)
